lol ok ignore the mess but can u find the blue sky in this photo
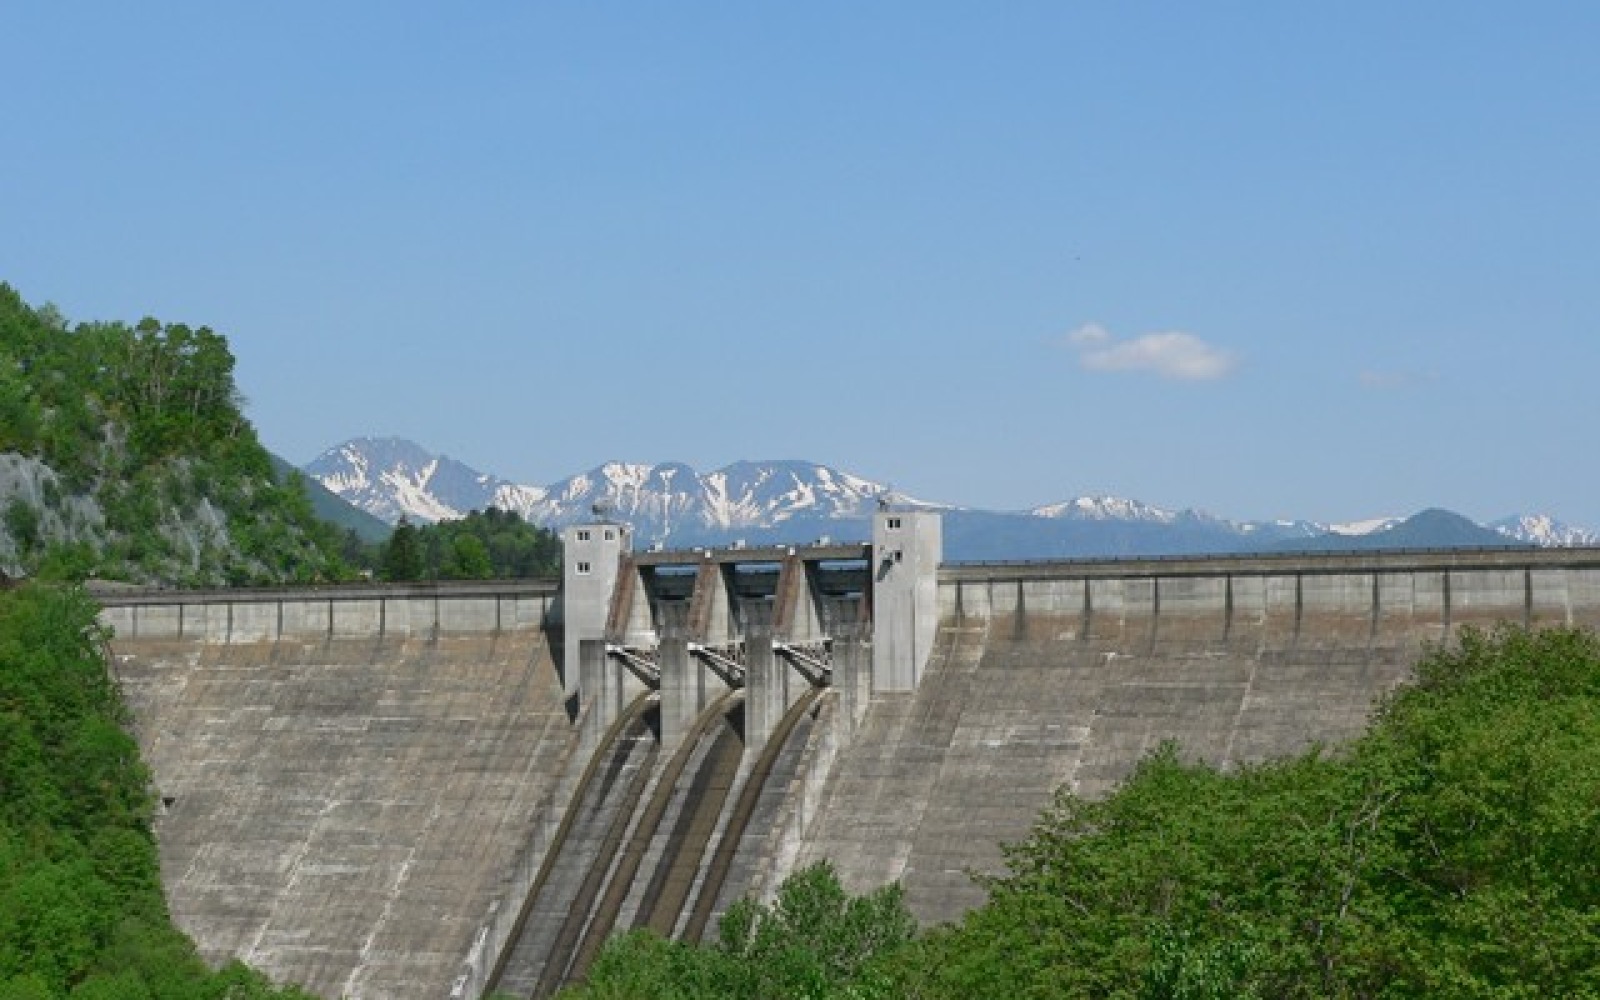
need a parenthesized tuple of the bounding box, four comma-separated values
(4, 4, 1596, 527)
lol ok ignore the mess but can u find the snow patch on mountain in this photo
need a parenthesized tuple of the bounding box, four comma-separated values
(1491, 514, 1600, 547)
(1031, 495, 1178, 522)
(487, 482, 549, 513)
(304, 436, 509, 524)
(498, 459, 888, 544)
(1327, 516, 1403, 537)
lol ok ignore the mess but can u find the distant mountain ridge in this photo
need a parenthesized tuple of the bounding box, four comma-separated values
(304, 440, 899, 548)
(304, 437, 512, 524)
(303, 437, 1594, 561)
(1488, 513, 1600, 547)
(267, 453, 391, 543)
(1268, 508, 1522, 553)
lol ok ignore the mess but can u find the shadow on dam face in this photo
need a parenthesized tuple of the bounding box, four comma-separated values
(497, 689, 755, 999)
(506, 683, 832, 998)
(494, 694, 662, 999)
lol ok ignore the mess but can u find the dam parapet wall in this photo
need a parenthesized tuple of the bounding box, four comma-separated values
(97, 579, 561, 644)
(938, 547, 1600, 638)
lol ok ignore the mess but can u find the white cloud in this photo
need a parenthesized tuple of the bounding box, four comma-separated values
(1061, 324, 1237, 381)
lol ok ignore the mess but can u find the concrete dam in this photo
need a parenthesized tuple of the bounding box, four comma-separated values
(97, 512, 1600, 1000)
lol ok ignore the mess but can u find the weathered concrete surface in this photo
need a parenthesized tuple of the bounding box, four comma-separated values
(792, 551, 1600, 924)
(490, 697, 658, 999)
(96, 552, 1600, 1000)
(102, 584, 574, 1000)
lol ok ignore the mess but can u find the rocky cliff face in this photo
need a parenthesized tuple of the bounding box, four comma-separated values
(0, 454, 102, 576)
(0, 449, 308, 585)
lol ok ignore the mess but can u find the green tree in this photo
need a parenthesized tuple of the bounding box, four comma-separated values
(382, 508, 560, 582)
(442, 534, 492, 580)
(714, 861, 915, 997)
(382, 517, 425, 582)
(0, 367, 38, 453)
(3, 500, 40, 556)
(567, 862, 914, 1000)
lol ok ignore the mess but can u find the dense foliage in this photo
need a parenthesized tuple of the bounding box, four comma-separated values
(0, 583, 314, 1000)
(570, 626, 1600, 998)
(558, 861, 915, 1000)
(377, 508, 560, 582)
(0, 284, 347, 585)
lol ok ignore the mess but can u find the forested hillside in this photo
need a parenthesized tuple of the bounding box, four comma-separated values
(0, 285, 346, 585)
(0, 582, 315, 1000)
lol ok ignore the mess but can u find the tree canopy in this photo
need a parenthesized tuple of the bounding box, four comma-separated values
(376, 508, 560, 582)
(558, 861, 915, 1000)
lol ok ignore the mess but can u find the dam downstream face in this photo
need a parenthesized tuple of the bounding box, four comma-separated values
(108, 629, 574, 1000)
(100, 553, 1600, 1000)
(791, 561, 1600, 924)
(791, 612, 1411, 922)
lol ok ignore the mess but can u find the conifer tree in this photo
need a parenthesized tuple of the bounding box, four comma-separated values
(381, 517, 424, 582)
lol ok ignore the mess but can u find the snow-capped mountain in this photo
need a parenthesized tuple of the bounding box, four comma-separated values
(307, 439, 898, 547)
(1031, 495, 1178, 522)
(1491, 514, 1600, 547)
(304, 437, 524, 524)
(494, 460, 895, 544)
(303, 437, 1597, 560)
(1026, 497, 1403, 547)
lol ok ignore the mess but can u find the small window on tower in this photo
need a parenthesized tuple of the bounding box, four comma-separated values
(887, 517, 902, 530)
(604, 529, 615, 541)
(577, 529, 591, 542)
(576, 561, 592, 575)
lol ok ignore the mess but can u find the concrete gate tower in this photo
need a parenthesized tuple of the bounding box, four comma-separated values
(871, 507, 941, 691)
(561, 519, 632, 697)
